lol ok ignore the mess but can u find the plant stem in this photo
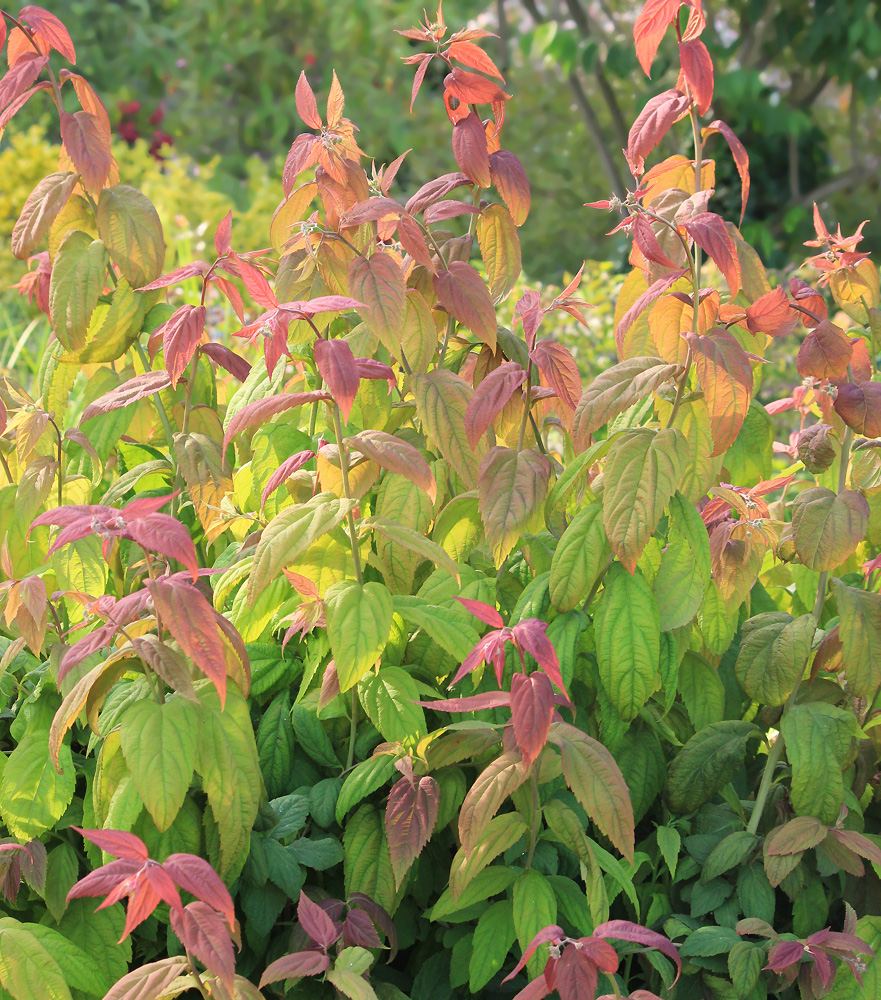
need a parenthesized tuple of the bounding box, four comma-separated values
(185, 952, 212, 1000)
(517, 359, 534, 452)
(134, 341, 177, 455)
(346, 688, 358, 770)
(331, 403, 363, 586)
(747, 392, 854, 835)
(525, 768, 540, 869)
(665, 346, 693, 429)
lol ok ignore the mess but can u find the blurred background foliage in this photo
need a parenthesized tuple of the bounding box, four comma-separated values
(2, 0, 880, 399)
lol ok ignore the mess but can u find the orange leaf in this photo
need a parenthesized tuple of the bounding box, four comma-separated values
(685, 328, 753, 456)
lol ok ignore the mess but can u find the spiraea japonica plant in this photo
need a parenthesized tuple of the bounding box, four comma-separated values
(0, 1, 880, 998)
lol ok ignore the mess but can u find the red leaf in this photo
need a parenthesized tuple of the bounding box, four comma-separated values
(679, 40, 713, 115)
(138, 261, 211, 291)
(259, 951, 330, 988)
(409, 54, 433, 112)
(314, 338, 361, 424)
(346, 429, 436, 502)
(489, 150, 531, 226)
(74, 827, 148, 861)
(419, 694, 513, 719)
(67, 859, 141, 903)
(18, 7, 75, 62)
(632, 213, 679, 269)
(444, 67, 511, 106)
(510, 671, 555, 767)
(162, 854, 236, 929)
(80, 371, 173, 423)
(464, 361, 527, 448)
(295, 71, 322, 128)
(201, 343, 251, 382)
(454, 597, 504, 628)
(227, 253, 277, 310)
(283, 134, 319, 195)
(116, 880, 162, 940)
(703, 120, 750, 224)
(834, 382, 881, 437)
(557, 945, 599, 1000)
(146, 580, 229, 706)
(280, 295, 367, 318)
(0, 53, 48, 111)
(222, 390, 331, 450)
(452, 111, 491, 188)
(406, 172, 471, 216)
(126, 513, 199, 582)
(60, 110, 112, 194)
(790, 277, 827, 326)
(433, 261, 498, 350)
(529, 341, 581, 411)
(626, 89, 690, 177)
(796, 320, 853, 381)
(513, 619, 565, 694)
(683, 213, 741, 296)
(503, 925, 565, 983)
(398, 214, 434, 271)
(342, 908, 383, 950)
(170, 901, 235, 993)
(634, 0, 681, 76)
(326, 70, 344, 128)
(343, 197, 404, 227)
(594, 921, 681, 981)
(261, 451, 315, 510)
(297, 890, 341, 948)
(385, 773, 440, 886)
(745, 287, 797, 337)
(448, 40, 505, 81)
(214, 211, 232, 257)
(423, 200, 482, 225)
(159, 304, 206, 387)
(766, 940, 805, 973)
(685, 328, 753, 456)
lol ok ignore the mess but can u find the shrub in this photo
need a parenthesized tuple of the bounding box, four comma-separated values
(0, 4, 880, 1000)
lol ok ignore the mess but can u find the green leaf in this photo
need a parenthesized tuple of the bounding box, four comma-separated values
(656, 825, 681, 879)
(430, 866, 519, 921)
(325, 581, 394, 691)
(549, 500, 610, 613)
(449, 812, 527, 900)
(602, 427, 686, 571)
(0, 731, 75, 840)
(257, 691, 295, 799)
(469, 901, 517, 992)
(414, 370, 480, 490)
(74, 277, 147, 365)
(373, 475, 435, 594)
(699, 579, 740, 656)
(358, 667, 426, 743)
(56, 900, 131, 991)
(119, 697, 199, 832)
(702, 832, 759, 882)
(12, 171, 79, 260)
(49, 231, 108, 352)
(22, 923, 110, 997)
(513, 869, 557, 979)
(548, 721, 635, 861)
(595, 563, 660, 722)
(780, 702, 859, 823)
(309, 777, 341, 828)
(326, 967, 379, 1000)
(735, 612, 816, 706)
(96, 185, 165, 288)
(336, 755, 397, 823)
(432, 493, 483, 563)
(44, 844, 78, 923)
(653, 491, 710, 629)
(478, 446, 552, 566)
(614, 726, 666, 823)
(679, 925, 741, 958)
(262, 838, 304, 897)
(290, 836, 344, 871)
(392, 596, 481, 664)
(727, 940, 764, 998)
(834, 579, 881, 697)
(362, 516, 459, 585)
(737, 865, 775, 924)
(248, 494, 358, 605)
(0, 924, 72, 1000)
(679, 652, 725, 732)
(343, 805, 396, 915)
(792, 488, 869, 571)
(666, 721, 758, 814)
(476, 203, 521, 303)
(291, 705, 340, 769)
(197, 685, 262, 878)
(822, 914, 881, 1000)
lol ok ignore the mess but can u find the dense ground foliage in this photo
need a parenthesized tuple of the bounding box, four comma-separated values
(1, 3, 881, 1000)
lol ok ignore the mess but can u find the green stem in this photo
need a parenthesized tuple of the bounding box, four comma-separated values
(331, 403, 363, 586)
(665, 347, 693, 429)
(517, 359, 534, 452)
(524, 768, 540, 869)
(134, 341, 176, 455)
(0, 449, 12, 485)
(346, 688, 358, 770)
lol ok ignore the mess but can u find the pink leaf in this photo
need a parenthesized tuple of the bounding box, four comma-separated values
(529, 341, 581, 411)
(259, 950, 330, 988)
(295, 72, 322, 128)
(703, 120, 750, 224)
(80, 372, 173, 423)
(454, 597, 504, 628)
(73, 827, 149, 861)
(297, 890, 341, 949)
(510, 671, 555, 767)
(170, 901, 235, 994)
(502, 925, 565, 983)
(126, 513, 199, 582)
(513, 619, 565, 693)
(464, 361, 528, 448)
(223, 390, 332, 450)
(162, 854, 236, 929)
(626, 89, 690, 177)
(138, 261, 211, 291)
(314, 339, 361, 424)
(200, 343, 251, 382)
(385, 773, 440, 886)
(261, 451, 315, 510)
(594, 921, 681, 982)
(214, 211, 232, 257)
(417, 691, 512, 712)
